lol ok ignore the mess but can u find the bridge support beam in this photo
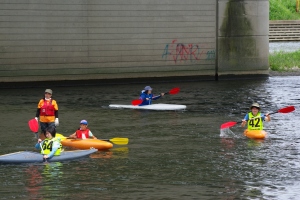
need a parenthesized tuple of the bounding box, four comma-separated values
(217, 0, 269, 79)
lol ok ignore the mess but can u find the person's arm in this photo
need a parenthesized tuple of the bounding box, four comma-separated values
(35, 109, 40, 118)
(241, 114, 249, 127)
(264, 113, 271, 122)
(35, 99, 42, 118)
(89, 130, 97, 139)
(69, 132, 77, 138)
(139, 93, 146, 100)
(35, 139, 43, 150)
(152, 94, 163, 100)
(138, 93, 149, 106)
(53, 100, 59, 126)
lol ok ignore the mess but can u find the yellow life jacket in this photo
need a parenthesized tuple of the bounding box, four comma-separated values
(41, 138, 62, 156)
(247, 112, 263, 130)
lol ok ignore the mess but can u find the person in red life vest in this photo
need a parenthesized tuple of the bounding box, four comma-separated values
(34, 89, 59, 139)
(69, 120, 97, 139)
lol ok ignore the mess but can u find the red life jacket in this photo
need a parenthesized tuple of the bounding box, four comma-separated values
(40, 99, 55, 116)
(76, 128, 90, 139)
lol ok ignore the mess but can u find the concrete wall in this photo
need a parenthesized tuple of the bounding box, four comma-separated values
(0, 0, 216, 82)
(217, 0, 269, 78)
(0, 0, 269, 83)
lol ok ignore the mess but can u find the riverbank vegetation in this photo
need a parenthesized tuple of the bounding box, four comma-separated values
(270, 0, 300, 20)
(269, 50, 300, 71)
(269, 0, 300, 71)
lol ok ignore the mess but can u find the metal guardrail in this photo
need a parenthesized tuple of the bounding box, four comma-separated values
(269, 20, 300, 41)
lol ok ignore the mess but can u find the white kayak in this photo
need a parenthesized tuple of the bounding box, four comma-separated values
(108, 103, 186, 111)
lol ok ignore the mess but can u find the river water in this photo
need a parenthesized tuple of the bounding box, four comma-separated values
(0, 76, 299, 199)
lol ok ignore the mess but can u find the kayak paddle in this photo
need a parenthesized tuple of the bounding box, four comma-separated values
(131, 99, 143, 106)
(220, 105, 295, 129)
(28, 119, 48, 161)
(165, 87, 180, 95)
(28, 118, 39, 133)
(131, 87, 180, 106)
(56, 133, 129, 145)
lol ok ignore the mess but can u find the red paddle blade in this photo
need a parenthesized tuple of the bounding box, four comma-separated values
(220, 121, 238, 129)
(278, 106, 295, 113)
(169, 87, 180, 95)
(28, 119, 39, 132)
(131, 99, 143, 106)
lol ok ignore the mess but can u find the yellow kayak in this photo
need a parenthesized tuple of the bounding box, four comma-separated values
(244, 129, 267, 139)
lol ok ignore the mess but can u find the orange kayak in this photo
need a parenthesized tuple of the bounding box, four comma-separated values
(244, 129, 267, 139)
(61, 139, 113, 150)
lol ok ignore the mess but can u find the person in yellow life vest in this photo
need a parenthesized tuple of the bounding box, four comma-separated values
(34, 89, 59, 139)
(69, 120, 97, 139)
(241, 103, 271, 130)
(35, 126, 62, 159)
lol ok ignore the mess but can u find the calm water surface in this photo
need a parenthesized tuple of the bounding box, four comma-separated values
(0, 76, 299, 199)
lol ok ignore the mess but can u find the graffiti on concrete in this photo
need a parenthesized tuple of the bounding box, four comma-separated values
(162, 39, 215, 63)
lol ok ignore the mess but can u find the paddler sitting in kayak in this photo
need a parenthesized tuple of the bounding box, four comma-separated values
(35, 126, 62, 159)
(139, 86, 165, 106)
(241, 103, 271, 130)
(69, 120, 98, 139)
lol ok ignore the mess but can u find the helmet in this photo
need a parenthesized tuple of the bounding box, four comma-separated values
(144, 86, 152, 90)
(80, 120, 88, 125)
(250, 103, 260, 110)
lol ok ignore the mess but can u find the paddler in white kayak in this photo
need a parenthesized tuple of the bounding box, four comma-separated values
(241, 103, 271, 130)
(35, 126, 62, 160)
(139, 86, 165, 106)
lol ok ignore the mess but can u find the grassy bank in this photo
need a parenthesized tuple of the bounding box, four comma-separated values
(269, 50, 300, 71)
(269, 0, 300, 72)
(270, 0, 300, 20)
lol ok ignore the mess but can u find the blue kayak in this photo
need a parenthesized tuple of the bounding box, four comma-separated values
(0, 148, 97, 164)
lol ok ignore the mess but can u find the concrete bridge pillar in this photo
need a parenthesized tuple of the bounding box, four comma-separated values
(217, 0, 269, 79)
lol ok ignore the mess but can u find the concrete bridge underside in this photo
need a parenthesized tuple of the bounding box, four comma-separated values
(0, 0, 269, 83)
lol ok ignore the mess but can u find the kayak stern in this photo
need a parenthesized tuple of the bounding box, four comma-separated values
(244, 129, 267, 139)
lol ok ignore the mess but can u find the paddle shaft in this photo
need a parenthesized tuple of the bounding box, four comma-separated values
(40, 143, 44, 154)
(64, 137, 111, 141)
(221, 115, 269, 129)
(245, 105, 294, 121)
(57, 134, 129, 145)
(39, 142, 48, 162)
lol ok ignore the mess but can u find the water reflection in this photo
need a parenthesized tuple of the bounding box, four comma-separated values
(24, 162, 64, 199)
(25, 165, 43, 199)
